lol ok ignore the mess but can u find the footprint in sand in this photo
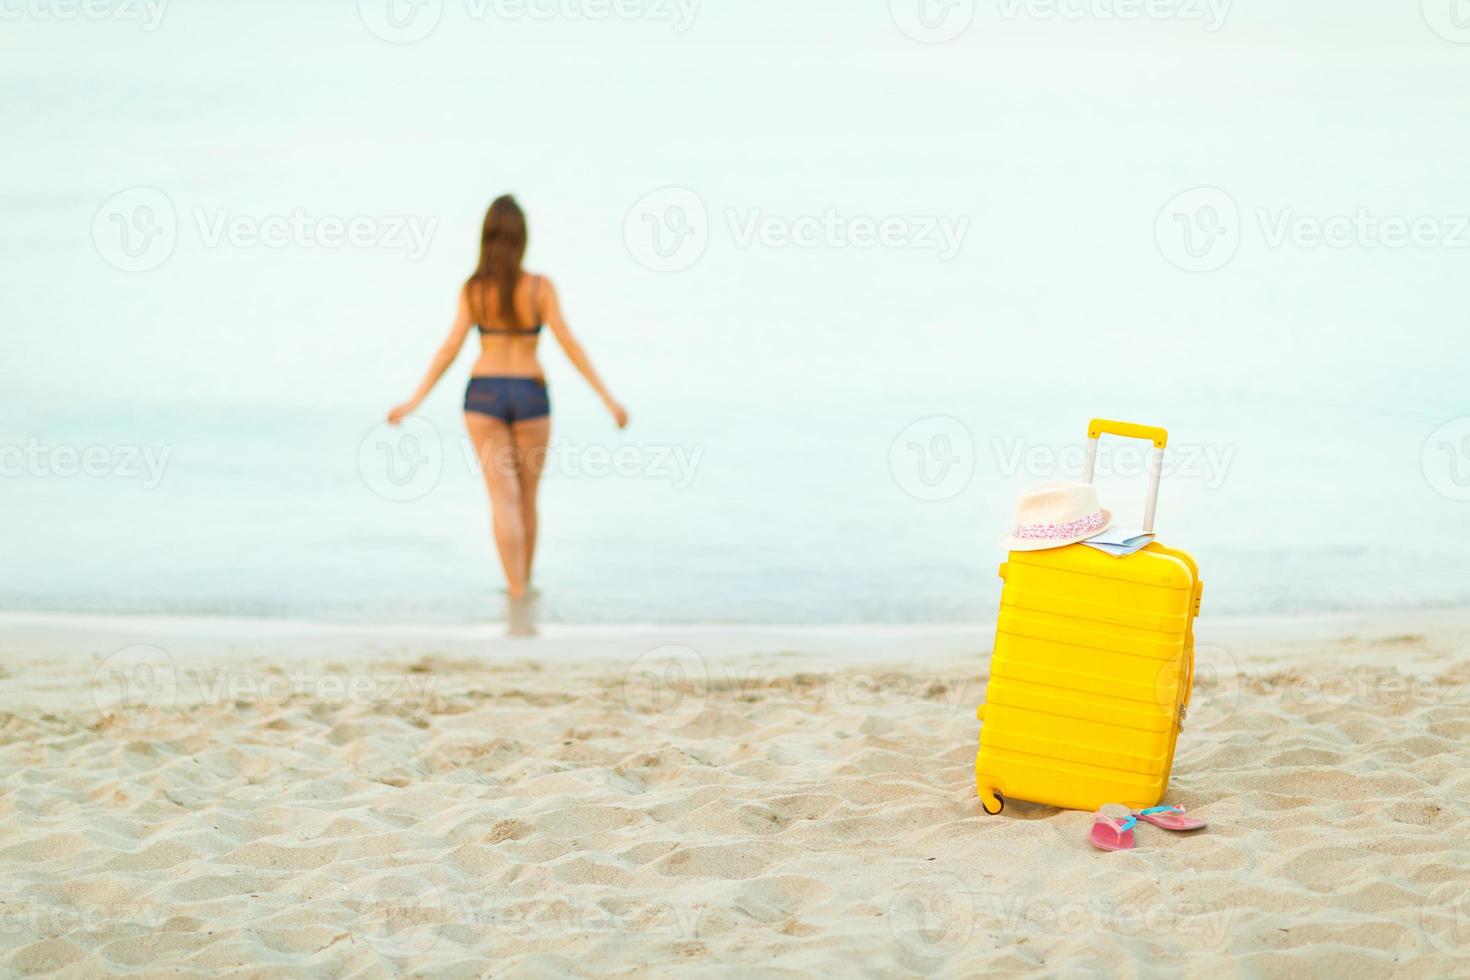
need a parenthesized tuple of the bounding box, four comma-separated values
(655, 843, 791, 880)
(733, 875, 834, 924)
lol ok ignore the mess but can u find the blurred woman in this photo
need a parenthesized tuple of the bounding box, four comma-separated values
(388, 195, 628, 601)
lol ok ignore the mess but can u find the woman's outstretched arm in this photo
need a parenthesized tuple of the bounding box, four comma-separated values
(542, 277, 629, 429)
(388, 287, 473, 425)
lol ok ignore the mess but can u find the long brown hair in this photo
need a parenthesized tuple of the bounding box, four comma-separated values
(467, 195, 527, 326)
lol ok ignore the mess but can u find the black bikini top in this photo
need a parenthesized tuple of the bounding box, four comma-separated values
(477, 274, 543, 335)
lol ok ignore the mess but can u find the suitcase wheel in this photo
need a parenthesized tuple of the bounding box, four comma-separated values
(980, 791, 1004, 816)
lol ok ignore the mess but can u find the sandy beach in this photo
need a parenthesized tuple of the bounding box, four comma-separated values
(2, 610, 1468, 976)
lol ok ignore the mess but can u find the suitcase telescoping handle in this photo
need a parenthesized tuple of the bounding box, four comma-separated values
(1083, 419, 1168, 533)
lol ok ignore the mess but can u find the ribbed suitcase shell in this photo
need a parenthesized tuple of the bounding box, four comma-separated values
(975, 541, 1202, 814)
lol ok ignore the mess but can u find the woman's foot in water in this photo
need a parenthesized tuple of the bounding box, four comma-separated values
(506, 592, 537, 637)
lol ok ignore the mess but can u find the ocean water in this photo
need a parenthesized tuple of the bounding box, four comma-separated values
(3, 2, 1468, 624)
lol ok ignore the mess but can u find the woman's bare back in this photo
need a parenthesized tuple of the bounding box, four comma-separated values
(468, 273, 545, 379)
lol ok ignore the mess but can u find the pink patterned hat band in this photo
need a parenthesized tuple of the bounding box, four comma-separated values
(1012, 509, 1106, 541)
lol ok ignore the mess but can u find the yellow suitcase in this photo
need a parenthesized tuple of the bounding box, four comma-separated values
(976, 419, 1202, 815)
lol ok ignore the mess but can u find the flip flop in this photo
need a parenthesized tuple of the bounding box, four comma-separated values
(1134, 805, 1207, 832)
(1089, 807, 1138, 852)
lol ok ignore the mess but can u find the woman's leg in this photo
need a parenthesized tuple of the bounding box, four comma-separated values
(510, 416, 551, 586)
(464, 412, 529, 598)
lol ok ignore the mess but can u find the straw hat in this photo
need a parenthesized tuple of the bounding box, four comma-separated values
(999, 483, 1111, 552)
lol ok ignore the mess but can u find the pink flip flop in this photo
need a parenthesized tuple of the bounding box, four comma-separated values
(1134, 805, 1207, 832)
(1089, 808, 1138, 852)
